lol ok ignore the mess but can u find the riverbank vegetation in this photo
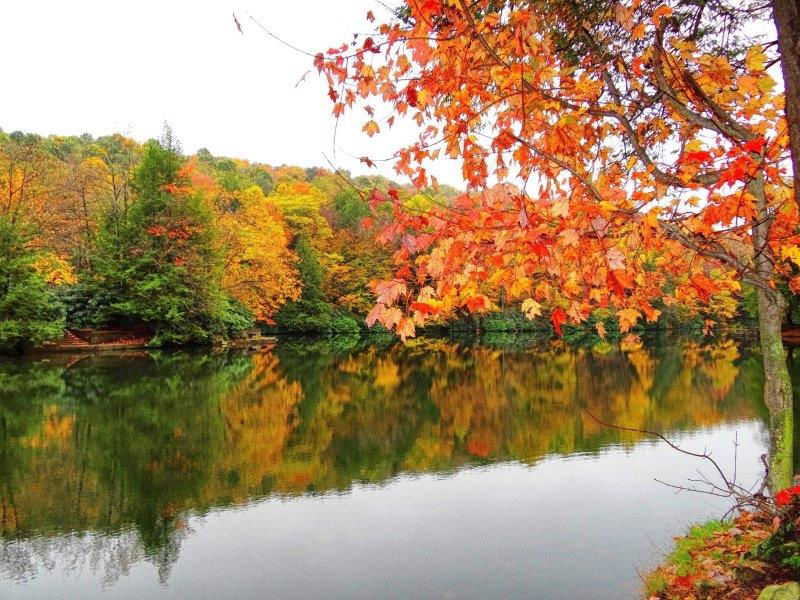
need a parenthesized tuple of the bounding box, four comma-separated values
(644, 494, 800, 599)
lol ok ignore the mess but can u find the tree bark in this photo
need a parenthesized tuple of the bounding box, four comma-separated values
(757, 288, 794, 491)
(751, 173, 794, 490)
(772, 0, 800, 214)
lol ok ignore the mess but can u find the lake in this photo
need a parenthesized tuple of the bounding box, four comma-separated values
(0, 334, 794, 599)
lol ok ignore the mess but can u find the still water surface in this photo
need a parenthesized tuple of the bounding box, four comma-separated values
(0, 335, 792, 599)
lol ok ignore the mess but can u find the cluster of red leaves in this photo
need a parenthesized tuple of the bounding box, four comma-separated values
(774, 485, 800, 507)
(313, 0, 798, 341)
(147, 225, 167, 236)
(147, 223, 198, 241)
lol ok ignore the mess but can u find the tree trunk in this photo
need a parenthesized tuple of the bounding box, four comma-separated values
(757, 287, 794, 491)
(772, 0, 800, 214)
(751, 172, 795, 491)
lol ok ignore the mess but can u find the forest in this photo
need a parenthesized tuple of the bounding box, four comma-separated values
(0, 126, 465, 349)
(1, 125, 791, 353)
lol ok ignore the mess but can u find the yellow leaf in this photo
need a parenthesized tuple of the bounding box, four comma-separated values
(363, 120, 380, 137)
(783, 246, 800, 268)
(617, 307, 641, 333)
(521, 298, 542, 320)
(745, 45, 766, 72)
(757, 75, 776, 93)
(510, 276, 532, 298)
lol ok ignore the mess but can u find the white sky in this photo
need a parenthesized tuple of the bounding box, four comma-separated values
(0, 0, 466, 187)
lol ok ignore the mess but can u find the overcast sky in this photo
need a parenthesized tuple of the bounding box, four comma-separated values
(0, 0, 466, 187)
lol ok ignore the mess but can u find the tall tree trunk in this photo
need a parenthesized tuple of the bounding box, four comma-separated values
(772, 0, 800, 214)
(751, 173, 795, 490)
(757, 288, 794, 491)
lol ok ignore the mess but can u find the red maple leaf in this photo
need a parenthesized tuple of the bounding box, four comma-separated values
(684, 150, 713, 163)
(743, 137, 767, 154)
(551, 308, 567, 335)
(776, 489, 792, 506)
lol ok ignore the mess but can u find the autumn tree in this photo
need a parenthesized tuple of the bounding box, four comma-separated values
(0, 132, 57, 229)
(316, 1, 799, 487)
(270, 180, 334, 246)
(216, 184, 300, 323)
(184, 154, 301, 324)
(85, 131, 250, 344)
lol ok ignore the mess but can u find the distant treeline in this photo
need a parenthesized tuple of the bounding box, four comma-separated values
(0, 126, 461, 351)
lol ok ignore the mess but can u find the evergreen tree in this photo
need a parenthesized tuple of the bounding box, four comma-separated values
(86, 130, 250, 344)
(295, 235, 323, 301)
(272, 235, 359, 334)
(0, 218, 65, 352)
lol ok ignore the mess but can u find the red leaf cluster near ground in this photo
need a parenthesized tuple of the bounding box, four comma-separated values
(646, 509, 798, 599)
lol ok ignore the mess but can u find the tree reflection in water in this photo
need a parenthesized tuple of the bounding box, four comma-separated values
(0, 335, 788, 585)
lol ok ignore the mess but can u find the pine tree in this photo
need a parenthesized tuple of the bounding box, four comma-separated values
(0, 218, 65, 351)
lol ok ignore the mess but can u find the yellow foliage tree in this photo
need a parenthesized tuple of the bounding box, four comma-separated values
(218, 185, 300, 322)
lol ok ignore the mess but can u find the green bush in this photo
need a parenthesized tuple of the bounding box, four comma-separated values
(271, 299, 359, 334)
(482, 309, 544, 332)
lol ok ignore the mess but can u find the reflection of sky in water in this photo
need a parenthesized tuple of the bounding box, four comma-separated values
(0, 337, 782, 599)
(1, 424, 768, 600)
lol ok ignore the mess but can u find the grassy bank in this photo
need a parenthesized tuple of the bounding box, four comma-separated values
(643, 512, 798, 599)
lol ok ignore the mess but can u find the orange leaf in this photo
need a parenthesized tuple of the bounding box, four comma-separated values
(362, 120, 380, 137)
(410, 302, 436, 315)
(607, 270, 626, 298)
(652, 5, 672, 26)
(465, 295, 487, 312)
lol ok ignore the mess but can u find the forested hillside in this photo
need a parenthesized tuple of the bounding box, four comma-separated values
(0, 126, 458, 349)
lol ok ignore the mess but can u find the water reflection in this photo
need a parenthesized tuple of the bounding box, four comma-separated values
(0, 335, 776, 596)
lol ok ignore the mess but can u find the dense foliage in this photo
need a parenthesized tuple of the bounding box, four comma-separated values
(0, 218, 65, 352)
(0, 126, 437, 347)
(315, 0, 799, 490)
